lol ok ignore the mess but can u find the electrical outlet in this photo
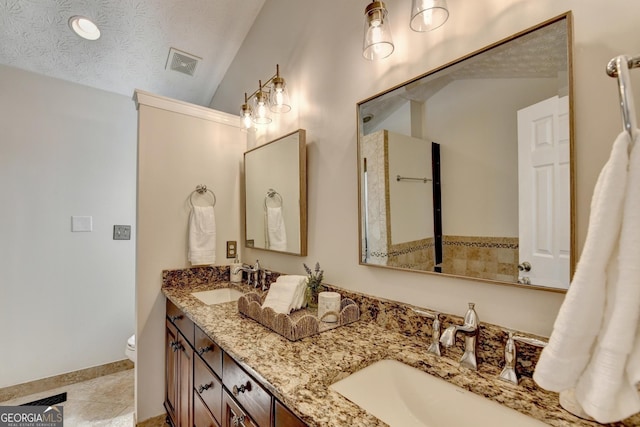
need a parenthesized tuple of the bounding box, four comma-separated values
(226, 241, 237, 258)
(113, 225, 131, 240)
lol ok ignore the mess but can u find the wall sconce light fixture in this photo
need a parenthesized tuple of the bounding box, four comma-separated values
(362, 0, 450, 60)
(240, 64, 291, 128)
(363, 1, 394, 61)
(410, 0, 449, 32)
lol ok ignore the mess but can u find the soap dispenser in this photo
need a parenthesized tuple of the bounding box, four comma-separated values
(230, 257, 243, 283)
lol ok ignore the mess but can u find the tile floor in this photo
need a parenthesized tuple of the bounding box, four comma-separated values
(0, 368, 134, 426)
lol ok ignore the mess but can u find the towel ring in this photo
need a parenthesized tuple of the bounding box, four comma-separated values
(189, 185, 216, 209)
(264, 188, 283, 210)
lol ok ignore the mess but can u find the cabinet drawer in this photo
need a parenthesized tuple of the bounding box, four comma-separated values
(222, 390, 259, 427)
(167, 299, 194, 344)
(222, 353, 272, 427)
(195, 326, 223, 377)
(274, 400, 307, 427)
(194, 355, 223, 424)
(194, 393, 221, 427)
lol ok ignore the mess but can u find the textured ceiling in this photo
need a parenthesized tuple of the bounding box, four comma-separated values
(0, 0, 266, 106)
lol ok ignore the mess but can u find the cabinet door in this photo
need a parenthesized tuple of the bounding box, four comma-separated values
(166, 315, 194, 427)
(165, 320, 179, 425)
(274, 400, 307, 427)
(222, 390, 259, 427)
(194, 393, 221, 427)
(177, 332, 194, 427)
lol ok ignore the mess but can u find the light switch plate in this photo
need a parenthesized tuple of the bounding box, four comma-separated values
(71, 216, 92, 232)
(226, 240, 237, 258)
(113, 225, 131, 240)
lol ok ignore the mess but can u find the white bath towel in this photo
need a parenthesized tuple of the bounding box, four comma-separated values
(262, 275, 307, 314)
(534, 130, 640, 423)
(188, 205, 216, 265)
(266, 206, 287, 251)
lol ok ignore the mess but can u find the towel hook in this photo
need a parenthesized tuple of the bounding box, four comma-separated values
(189, 185, 216, 209)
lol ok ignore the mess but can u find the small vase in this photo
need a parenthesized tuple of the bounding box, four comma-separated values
(305, 286, 320, 309)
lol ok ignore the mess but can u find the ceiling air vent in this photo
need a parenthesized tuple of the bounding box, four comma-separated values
(166, 48, 201, 77)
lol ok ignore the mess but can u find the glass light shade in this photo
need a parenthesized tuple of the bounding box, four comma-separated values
(252, 91, 272, 124)
(240, 103, 253, 129)
(68, 16, 101, 40)
(269, 77, 291, 113)
(410, 0, 449, 32)
(363, 1, 394, 61)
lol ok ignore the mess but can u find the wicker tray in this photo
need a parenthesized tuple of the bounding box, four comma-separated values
(237, 292, 360, 341)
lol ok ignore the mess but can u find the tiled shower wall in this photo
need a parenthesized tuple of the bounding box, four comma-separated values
(441, 235, 519, 282)
(387, 238, 435, 270)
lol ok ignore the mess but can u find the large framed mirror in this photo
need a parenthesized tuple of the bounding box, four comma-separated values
(357, 13, 574, 291)
(244, 129, 307, 255)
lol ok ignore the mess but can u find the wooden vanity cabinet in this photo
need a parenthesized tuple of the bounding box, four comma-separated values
(194, 349, 223, 424)
(165, 301, 194, 427)
(194, 392, 221, 427)
(165, 299, 308, 427)
(274, 401, 307, 427)
(222, 389, 259, 427)
(222, 352, 273, 427)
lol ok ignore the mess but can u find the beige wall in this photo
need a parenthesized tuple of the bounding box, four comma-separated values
(210, 0, 640, 337)
(0, 65, 136, 388)
(135, 92, 244, 421)
(429, 77, 558, 237)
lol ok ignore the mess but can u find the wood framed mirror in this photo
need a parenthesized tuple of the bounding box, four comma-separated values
(244, 129, 307, 255)
(357, 13, 574, 291)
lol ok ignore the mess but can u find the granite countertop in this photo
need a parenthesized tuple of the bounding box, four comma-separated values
(162, 279, 638, 427)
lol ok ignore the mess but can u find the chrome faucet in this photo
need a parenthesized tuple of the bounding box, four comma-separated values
(439, 303, 480, 370)
(231, 260, 261, 287)
(499, 330, 547, 384)
(412, 308, 442, 357)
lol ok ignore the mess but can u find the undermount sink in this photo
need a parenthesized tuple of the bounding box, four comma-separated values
(191, 288, 244, 305)
(329, 359, 547, 427)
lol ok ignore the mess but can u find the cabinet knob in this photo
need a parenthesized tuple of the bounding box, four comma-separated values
(170, 341, 179, 352)
(169, 314, 183, 322)
(197, 382, 213, 393)
(232, 381, 252, 396)
(197, 345, 212, 355)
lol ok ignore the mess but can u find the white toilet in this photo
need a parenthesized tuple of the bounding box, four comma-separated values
(125, 334, 136, 363)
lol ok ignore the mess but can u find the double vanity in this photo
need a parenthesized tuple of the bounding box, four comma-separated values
(161, 266, 638, 427)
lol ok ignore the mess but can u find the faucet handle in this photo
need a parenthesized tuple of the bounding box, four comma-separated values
(261, 270, 272, 291)
(512, 335, 547, 348)
(412, 308, 441, 357)
(499, 330, 547, 384)
(464, 302, 479, 327)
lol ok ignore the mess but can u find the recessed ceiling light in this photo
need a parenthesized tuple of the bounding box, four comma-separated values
(68, 16, 101, 40)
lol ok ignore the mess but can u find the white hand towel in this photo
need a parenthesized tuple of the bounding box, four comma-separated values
(534, 130, 640, 423)
(188, 205, 216, 265)
(266, 206, 287, 251)
(261, 275, 308, 314)
(262, 281, 298, 314)
(276, 275, 308, 311)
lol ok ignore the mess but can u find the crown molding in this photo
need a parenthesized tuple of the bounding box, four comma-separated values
(133, 89, 242, 128)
